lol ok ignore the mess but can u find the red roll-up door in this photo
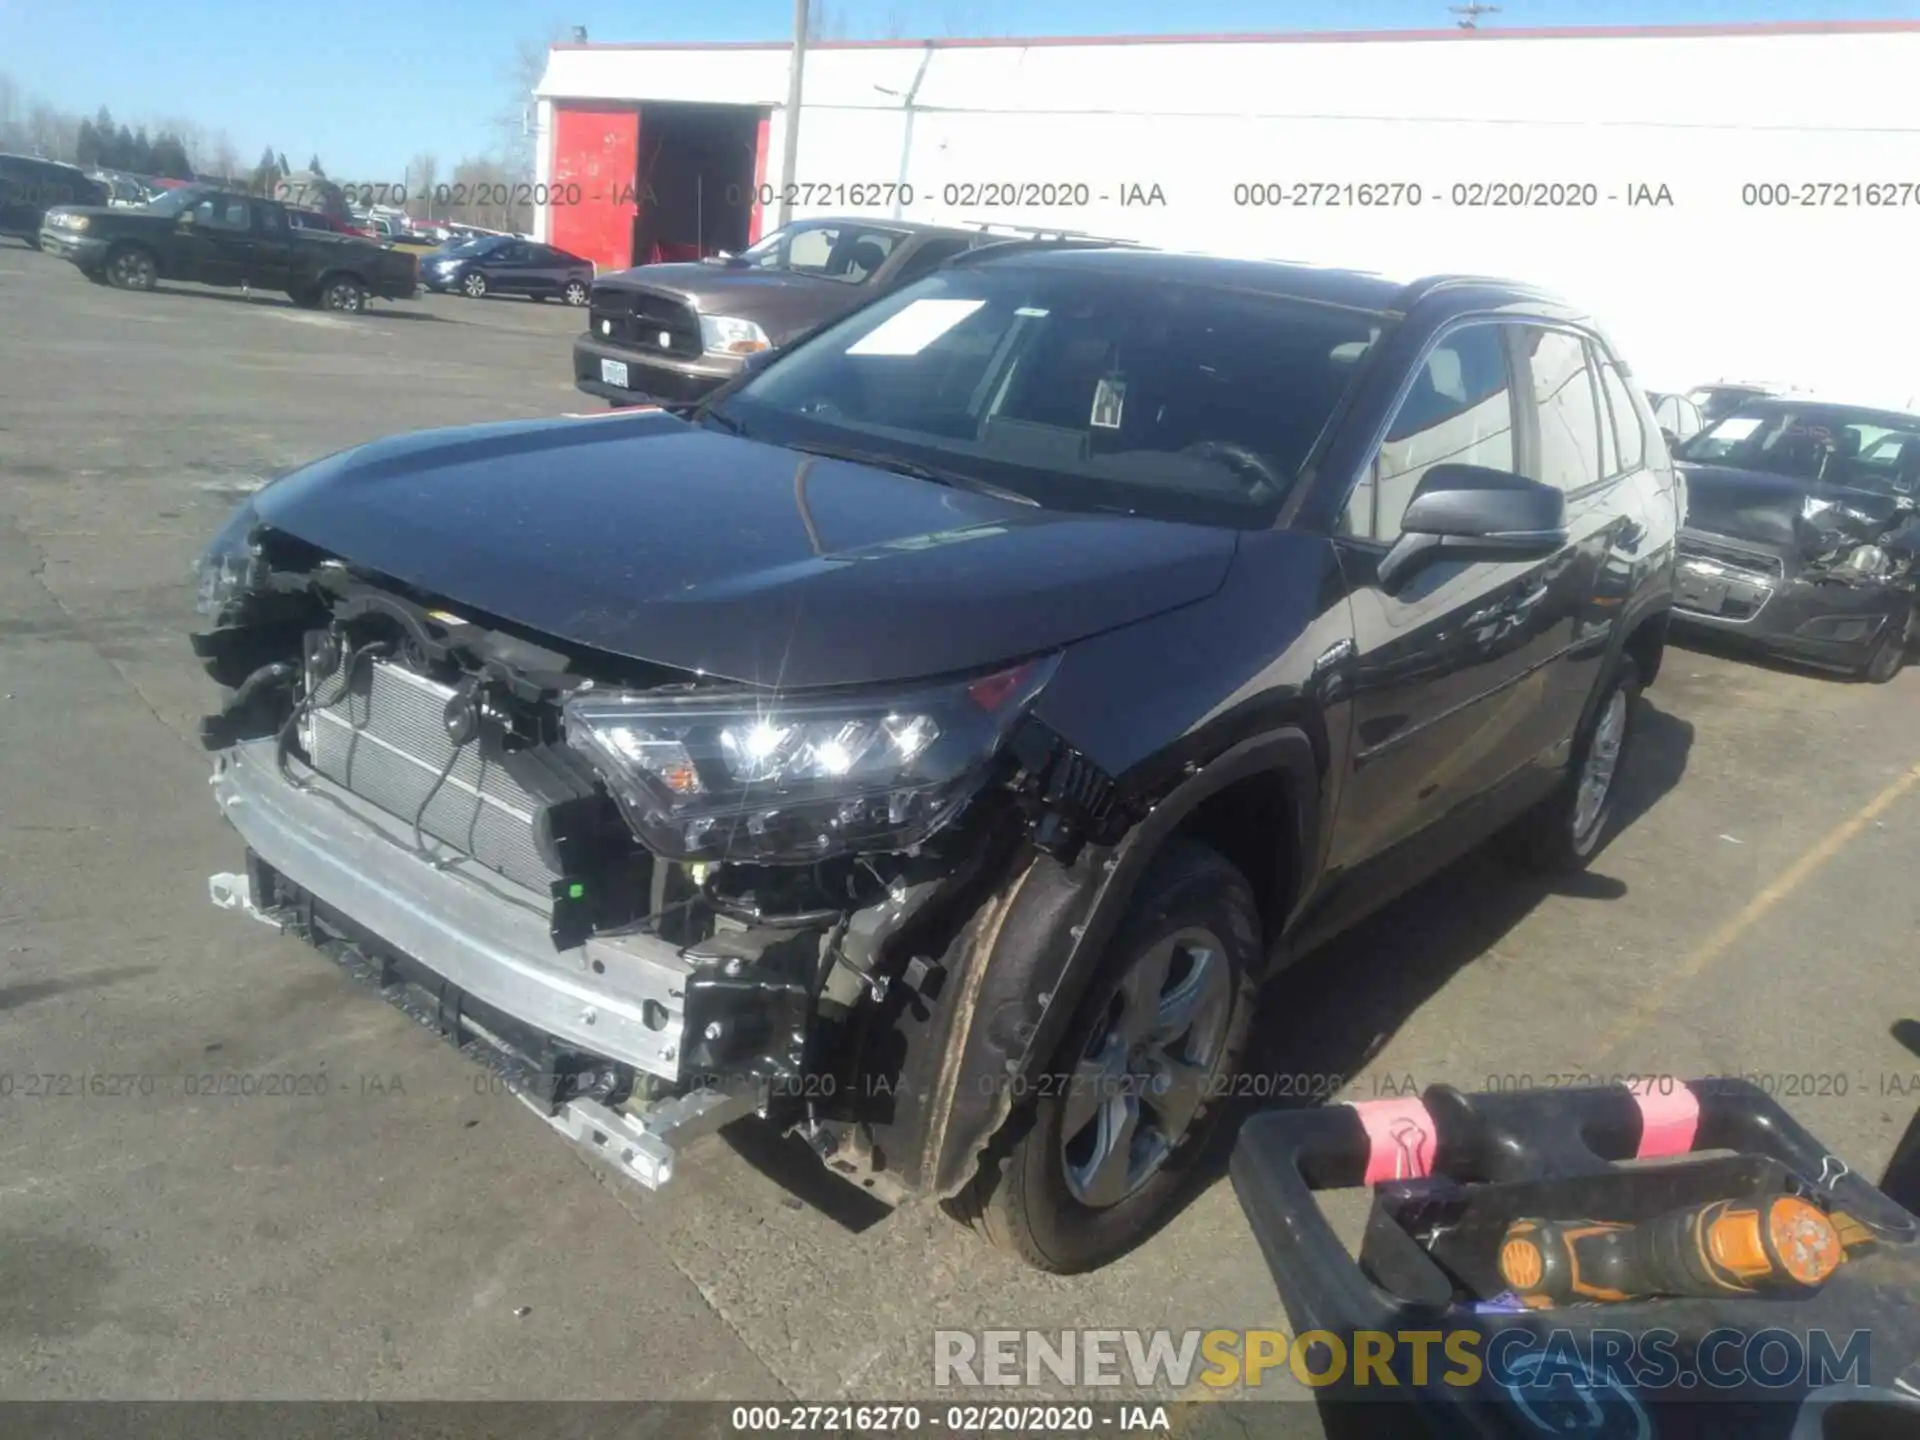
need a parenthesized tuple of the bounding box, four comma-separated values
(551, 105, 640, 271)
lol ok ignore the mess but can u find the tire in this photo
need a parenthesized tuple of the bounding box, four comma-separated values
(24, 233, 42, 250)
(461, 270, 487, 299)
(105, 244, 158, 291)
(943, 838, 1260, 1274)
(317, 275, 370, 313)
(1861, 613, 1912, 684)
(563, 279, 589, 306)
(1497, 657, 1641, 873)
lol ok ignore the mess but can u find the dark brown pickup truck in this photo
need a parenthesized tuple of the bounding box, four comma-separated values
(573, 216, 1017, 406)
(38, 183, 418, 313)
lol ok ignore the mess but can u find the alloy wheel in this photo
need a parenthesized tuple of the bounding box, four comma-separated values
(564, 280, 588, 306)
(1059, 927, 1233, 1208)
(1572, 688, 1628, 841)
(112, 249, 155, 289)
(462, 272, 487, 298)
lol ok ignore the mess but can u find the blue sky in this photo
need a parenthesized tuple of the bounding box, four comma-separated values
(3, 0, 1917, 178)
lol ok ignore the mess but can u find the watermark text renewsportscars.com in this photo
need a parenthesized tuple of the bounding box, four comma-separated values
(933, 1327, 1870, 1393)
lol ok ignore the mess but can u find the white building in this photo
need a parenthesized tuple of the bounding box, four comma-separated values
(535, 21, 1920, 408)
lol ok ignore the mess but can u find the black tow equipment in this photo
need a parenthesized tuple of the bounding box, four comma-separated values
(1228, 1078, 1920, 1438)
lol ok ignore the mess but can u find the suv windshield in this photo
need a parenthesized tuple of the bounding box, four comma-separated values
(707, 261, 1390, 527)
(730, 220, 906, 284)
(1678, 404, 1920, 494)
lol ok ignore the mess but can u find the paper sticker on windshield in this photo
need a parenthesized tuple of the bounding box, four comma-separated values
(845, 299, 986, 356)
(1090, 376, 1127, 430)
(1015, 307, 1050, 318)
(1709, 416, 1764, 441)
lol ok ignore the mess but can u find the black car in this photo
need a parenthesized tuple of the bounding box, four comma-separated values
(191, 246, 1679, 1273)
(1686, 382, 1781, 422)
(0, 154, 107, 246)
(1673, 400, 1920, 682)
(574, 217, 1041, 407)
(420, 235, 594, 304)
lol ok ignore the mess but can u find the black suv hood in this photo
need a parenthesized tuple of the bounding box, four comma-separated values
(252, 411, 1237, 688)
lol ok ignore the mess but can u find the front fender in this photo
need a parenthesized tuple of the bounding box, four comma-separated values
(915, 727, 1323, 1200)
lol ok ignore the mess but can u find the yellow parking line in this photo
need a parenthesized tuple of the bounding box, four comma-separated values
(1594, 758, 1920, 1061)
(1173, 759, 1920, 1427)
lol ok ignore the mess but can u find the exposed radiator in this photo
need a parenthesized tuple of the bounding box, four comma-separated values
(303, 655, 559, 895)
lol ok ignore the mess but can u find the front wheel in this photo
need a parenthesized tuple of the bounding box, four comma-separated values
(944, 838, 1260, 1273)
(461, 270, 487, 299)
(1497, 657, 1641, 873)
(105, 244, 158, 291)
(1861, 614, 1912, 684)
(563, 279, 589, 306)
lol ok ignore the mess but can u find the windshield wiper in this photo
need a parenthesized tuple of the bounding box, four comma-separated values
(780, 441, 1039, 506)
(695, 406, 749, 437)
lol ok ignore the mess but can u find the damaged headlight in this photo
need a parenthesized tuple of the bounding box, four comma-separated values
(193, 499, 266, 619)
(562, 655, 1059, 862)
(1838, 543, 1893, 580)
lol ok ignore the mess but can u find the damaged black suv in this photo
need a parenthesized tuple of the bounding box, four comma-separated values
(193, 246, 1679, 1273)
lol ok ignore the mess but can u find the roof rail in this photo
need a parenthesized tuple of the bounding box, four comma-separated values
(955, 220, 1145, 246)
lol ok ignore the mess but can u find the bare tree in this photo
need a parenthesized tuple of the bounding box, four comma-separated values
(808, 1, 850, 41)
(210, 130, 241, 185)
(408, 153, 440, 218)
(493, 22, 568, 194)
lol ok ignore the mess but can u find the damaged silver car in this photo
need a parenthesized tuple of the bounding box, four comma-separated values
(1674, 400, 1920, 682)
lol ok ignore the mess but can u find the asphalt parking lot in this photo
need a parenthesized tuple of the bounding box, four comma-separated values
(1, 238, 1917, 1416)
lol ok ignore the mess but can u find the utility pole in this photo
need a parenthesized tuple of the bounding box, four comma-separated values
(1450, 3, 1500, 27)
(777, 0, 810, 230)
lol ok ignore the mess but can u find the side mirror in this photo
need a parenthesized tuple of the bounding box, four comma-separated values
(1377, 463, 1568, 592)
(738, 346, 778, 376)
(1659, 427, 1681, 451)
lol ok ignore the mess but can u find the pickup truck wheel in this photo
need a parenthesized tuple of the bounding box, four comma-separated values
(319, 276, 369, 313)
(105, 244, 158, 291)
(460, 271, 487, 299)
(943, 838, 1259, 1274)
(563, 279, 589, 306)
(1497, 657, 1641, 873)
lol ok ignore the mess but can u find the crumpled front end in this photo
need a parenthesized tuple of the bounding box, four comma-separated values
(189, 515, 1126, 1199)
(1674, 482, 1918, 665)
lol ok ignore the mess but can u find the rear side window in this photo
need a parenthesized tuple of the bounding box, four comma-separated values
(1594, 354, 1646, 474)
(1521, 327, 1604, 492)
(1345, 323, 1517, 543)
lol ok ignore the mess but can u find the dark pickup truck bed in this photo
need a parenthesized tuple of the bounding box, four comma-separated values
(38, 185, 417, 313)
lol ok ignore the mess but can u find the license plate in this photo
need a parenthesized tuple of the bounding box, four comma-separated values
(1678, 575, 1730, 614)
(600, 358, 630, 389)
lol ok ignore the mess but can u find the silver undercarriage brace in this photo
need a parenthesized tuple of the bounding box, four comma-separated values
(207, 737, 756, 1189)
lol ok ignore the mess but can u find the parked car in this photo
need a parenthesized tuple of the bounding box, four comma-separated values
(574, 216, 1015, 406)
(1646, 390, 1707, 448)
(420, 234, 595, 303)
(192, 248, 1679, 1273)
(0, 154, 108, 246)
(1687, 381, 1783, 422)
(1673, 399, 1920, 682)
(38, 184, 418, 312)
